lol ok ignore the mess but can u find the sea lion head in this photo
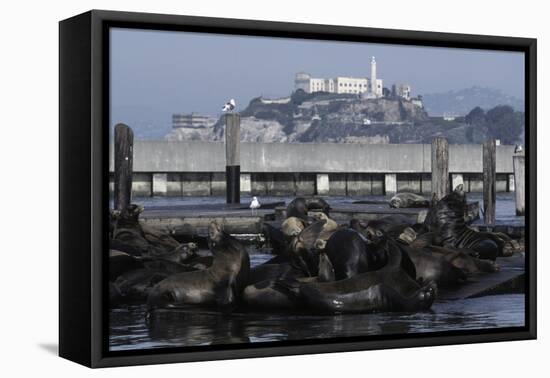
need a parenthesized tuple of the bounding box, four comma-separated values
(389, 196, 402, 208)
(115, 204, 144, 227)
(364, 226, 386, 245)
(174, 242, 199, 263)
(312, 212, 329, 222)
(208, 221, 224, 248)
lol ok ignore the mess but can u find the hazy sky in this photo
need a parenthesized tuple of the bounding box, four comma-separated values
(110, 27, 524, 123)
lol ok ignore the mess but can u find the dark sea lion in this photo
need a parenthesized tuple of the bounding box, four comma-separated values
(242, 279, 296, 310)
(287, 220, 328, 276)
(140, 259, 197, 275)
(286, 197, 308, 221)
(351, 216, 415, 237)
(280, 270, 436, 314)
(153, 242, 199, 264)
(242, 252, 333, 310)
(305, 197, 331, 215)
(114, 268, 170, 302)
(424, 185, 500, 260)
(186, 255, 214, 270)
(247, 263, 294, 286)
(111, 204, 151, 256)
(262, 223, 288, 256)
(408, 231, 443, 250)
(141, 223, 181, 253)
(324, 228, 388, 280)
(427, 246, 499, 274)
(109, 250, 144, 281)
(147, 222, 250, 310)
(405, 247, 467, 287)
(389, 193, 430, 208)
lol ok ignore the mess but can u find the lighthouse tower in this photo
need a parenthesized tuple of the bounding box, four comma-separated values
(370, 56, 377, 95)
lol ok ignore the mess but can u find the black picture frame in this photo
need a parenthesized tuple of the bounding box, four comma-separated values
(59, 9, 537, 368)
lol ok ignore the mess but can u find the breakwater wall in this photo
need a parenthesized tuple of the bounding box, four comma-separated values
(108, 141, 517, 197)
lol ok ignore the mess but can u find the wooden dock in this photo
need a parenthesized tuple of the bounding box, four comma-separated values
(139, 201, 431, 237)
(438, 254, 525, 300)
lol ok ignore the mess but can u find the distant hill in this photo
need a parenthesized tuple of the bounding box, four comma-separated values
(422, 86, 524, 116)
(166, 90, 524, 145)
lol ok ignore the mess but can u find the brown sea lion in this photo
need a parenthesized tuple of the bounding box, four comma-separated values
(311, 212, 340, 242)
(389, 193, 430, 208)
(281, 216, 308, 238)
(147, 222, 250, 310)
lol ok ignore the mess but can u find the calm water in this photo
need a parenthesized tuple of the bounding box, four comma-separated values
(109, 253, 525, 352)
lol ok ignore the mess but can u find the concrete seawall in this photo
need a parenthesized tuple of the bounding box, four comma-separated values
(108, 142, 517, 197)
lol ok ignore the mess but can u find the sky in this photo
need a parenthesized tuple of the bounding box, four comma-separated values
(110, 27, 525, 126)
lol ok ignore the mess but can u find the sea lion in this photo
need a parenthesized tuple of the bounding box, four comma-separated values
(114, 268, 170, 303)
(277, 270, 436, 314)
(109, 250, 144, 281)
(424, 185, 501, 260)
(287, 220, 328, 276)
(389, 193, 430, 208)
(147, 222, 250, 310)
(427, 246, 499, 274)
(286, 198, 308, 221)
(317, 252, 335, 282)
(247, 263, 294, 286)
(405, 247, 467, 287)
(262, 223, 289, 256)
(324, 228, 388, 280)
(111, 204, 151, 256)
(242, 251, 334, 310)
(305, 197, 331, 215)
(153, 242, 199, 264)
(311, 212, 340, 242)
(281, 216, 308, 238)
(140, 223, 181, 253)
(350, 216, 415, 239)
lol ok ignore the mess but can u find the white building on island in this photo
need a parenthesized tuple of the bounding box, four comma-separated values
(295, 56, 384, 97)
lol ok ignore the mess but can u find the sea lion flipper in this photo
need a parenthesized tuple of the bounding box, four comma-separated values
(298, 220, 327, 250)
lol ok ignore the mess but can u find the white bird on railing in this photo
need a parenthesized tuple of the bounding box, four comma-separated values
(514, 144, 524, 154)
(250, 196, 261, 215)
(222, 98, 236, 112)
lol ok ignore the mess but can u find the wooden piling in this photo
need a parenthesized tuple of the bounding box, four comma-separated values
(225, 113, 241, 204)
(114, 123, 134, 210)
(483, 139, 496, 224)
(513, 155, 525, 215)
(431, 137, 449, 201)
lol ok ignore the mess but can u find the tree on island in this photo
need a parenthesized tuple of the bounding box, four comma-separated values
(465, 106, 486, 125)
(486, 105, 523, 144)
(464, 105, 523, 144)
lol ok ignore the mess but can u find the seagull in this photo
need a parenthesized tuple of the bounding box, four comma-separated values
(514, 144, 524, 154)
(222, 98, 236, 112)
(250, 196, 261, 215)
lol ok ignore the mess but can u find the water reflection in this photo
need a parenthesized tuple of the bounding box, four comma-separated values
(109, 294, 524, 351)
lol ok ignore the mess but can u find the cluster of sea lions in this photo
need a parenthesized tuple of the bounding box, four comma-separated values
(109, 185, 521, 316)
